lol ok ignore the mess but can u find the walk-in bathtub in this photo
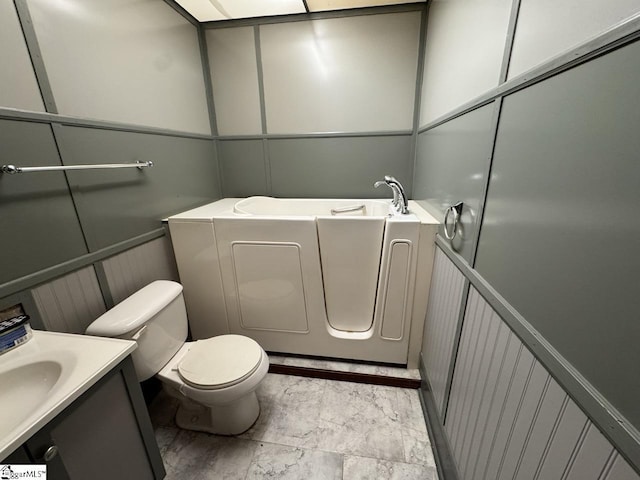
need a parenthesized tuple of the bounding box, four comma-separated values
(168, 197, 438, 367)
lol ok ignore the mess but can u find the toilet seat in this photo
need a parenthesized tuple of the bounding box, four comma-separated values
(177, 335, 263, 390)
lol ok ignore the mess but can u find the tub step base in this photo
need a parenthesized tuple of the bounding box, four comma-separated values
(268, 363, 421, 389)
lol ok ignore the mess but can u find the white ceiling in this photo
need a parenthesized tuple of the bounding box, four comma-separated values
(175, 0, 425, 22)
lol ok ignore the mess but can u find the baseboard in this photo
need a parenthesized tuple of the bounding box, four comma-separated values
(268, 363, 421, 389)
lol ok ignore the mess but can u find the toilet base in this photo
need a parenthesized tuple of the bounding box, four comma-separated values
(174, 391, 261, 436)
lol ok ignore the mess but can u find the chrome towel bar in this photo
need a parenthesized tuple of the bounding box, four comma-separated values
(1, 161, 153, 175)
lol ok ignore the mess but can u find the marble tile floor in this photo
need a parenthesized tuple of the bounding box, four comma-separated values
(267, 354, 421, 381)
(150, 373, 438, 480)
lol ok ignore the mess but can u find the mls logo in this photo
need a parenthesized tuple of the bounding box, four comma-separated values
(0, 465, 47, 479)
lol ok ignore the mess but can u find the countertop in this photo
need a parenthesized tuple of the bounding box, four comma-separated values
(0, 330, 136, 461)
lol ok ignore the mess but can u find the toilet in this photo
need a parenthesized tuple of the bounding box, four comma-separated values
(85, 280, 269, 435)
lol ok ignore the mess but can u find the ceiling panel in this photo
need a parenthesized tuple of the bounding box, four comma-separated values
(307, 0, 424, 13)
(176, 0, 425, 22)
(176, 0, 306, 22)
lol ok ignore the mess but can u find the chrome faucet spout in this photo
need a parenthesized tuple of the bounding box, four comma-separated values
(374, 179, 399, 207)
(373, 175, 409, 214)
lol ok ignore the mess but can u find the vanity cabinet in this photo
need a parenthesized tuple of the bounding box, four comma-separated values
(4, 357, 165, 480)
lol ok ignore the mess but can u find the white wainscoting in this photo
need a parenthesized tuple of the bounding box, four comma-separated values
(445, 286, 639, 480)
(100, 236, 179, 305)
(421, 247, 467, 417)
(31, 266, 106, 334)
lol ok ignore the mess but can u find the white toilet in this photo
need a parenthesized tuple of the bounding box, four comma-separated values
(85, 280, 269, 435)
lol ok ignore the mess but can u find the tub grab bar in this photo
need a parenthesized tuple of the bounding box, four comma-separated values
(331, 204, 366, 215)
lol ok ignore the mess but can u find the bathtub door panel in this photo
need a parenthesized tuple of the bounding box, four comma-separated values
(213, 217, 326, 340)
(380, 241, 412, 340)
(231, 242, 309, 333)
(317, 217, 385, 332)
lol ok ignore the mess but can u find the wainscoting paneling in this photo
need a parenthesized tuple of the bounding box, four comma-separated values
(421, 247, 466, 417)
(444, 286, 639, 480)
(606, 453, 640, 480)
(100, 237, 179, 305)
(31, 266, 106, 334)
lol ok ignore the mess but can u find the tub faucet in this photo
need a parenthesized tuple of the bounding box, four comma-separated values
(374, 176, 409, 214)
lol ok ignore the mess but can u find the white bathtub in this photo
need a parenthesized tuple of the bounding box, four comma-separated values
(168, 197, 438, 367)
(233, 196, 393, 217)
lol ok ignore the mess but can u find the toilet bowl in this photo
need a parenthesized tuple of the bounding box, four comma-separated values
(85, 280, 269, 435)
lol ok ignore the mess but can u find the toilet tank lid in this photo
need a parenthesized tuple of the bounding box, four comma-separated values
(86, 280, 183, 337)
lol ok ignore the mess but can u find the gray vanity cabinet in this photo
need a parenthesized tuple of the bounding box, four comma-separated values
(6, 357, 165, 480)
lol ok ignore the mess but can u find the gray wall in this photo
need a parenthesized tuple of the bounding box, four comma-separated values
(413, 103, 495, 261)
(475, 40, 640, 429)
(4, 0, 640, 475)
(416, 0, 640, 477)
(0, 0, 219, 325)
(205, 7, 424, 198)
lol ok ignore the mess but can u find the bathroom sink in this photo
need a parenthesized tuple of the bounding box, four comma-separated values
(0, 361, 63, 439)
(0, 331, 136, 461)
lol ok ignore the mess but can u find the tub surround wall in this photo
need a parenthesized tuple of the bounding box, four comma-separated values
(169, 198, 438, 367)
(206, 7, 423, 198)
(415, 0, 640, 476)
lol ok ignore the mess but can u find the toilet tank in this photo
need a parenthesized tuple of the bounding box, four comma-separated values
(86, 280, 188, 381)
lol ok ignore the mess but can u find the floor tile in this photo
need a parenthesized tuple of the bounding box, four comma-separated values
(148, 373, 437, 479)
(162, 429, 258, 480)
(245, 443, 342, 480)
(241, 374, 327, 449)
(343, 455, 438, 480)
(314, 381, 405, 462)
(154, 426, 180, 456)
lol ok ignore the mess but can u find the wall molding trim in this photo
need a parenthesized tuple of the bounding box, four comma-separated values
(14, 0, 58, 113)
(418, 356, 460, 480)
(0, 107, 215, 140)
(434, 237, 640, 474)
(0, 228, 166, 300)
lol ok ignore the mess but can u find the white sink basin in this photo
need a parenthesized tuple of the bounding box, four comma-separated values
(0, 331, 136, 461)
(0, 360, 64, 440)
